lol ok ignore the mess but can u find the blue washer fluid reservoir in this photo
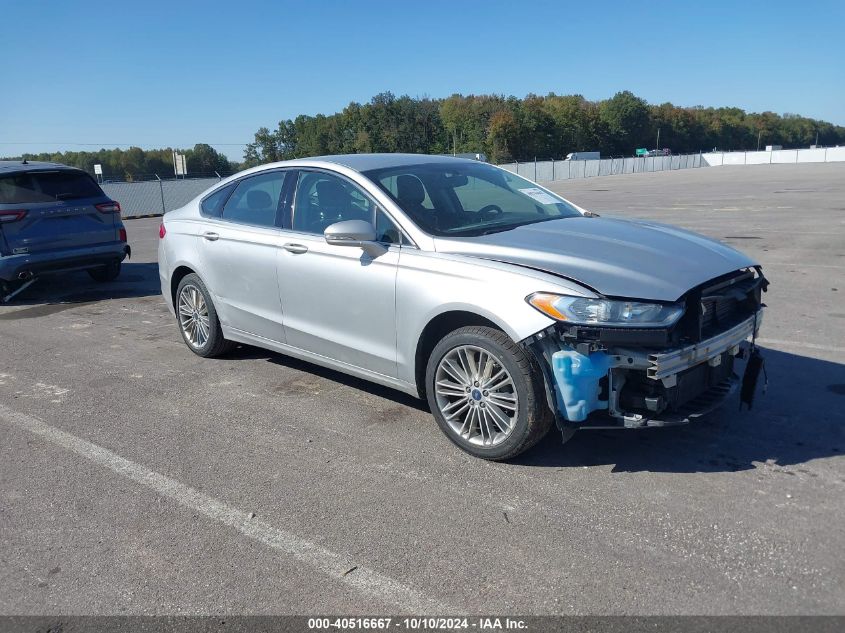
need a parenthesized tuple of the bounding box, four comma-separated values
(551, 349, 612, 422)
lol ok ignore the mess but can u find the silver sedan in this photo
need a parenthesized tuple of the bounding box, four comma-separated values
(158, 154, 767, 460)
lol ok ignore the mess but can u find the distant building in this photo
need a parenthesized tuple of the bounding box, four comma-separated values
(452, 152, 488, 162)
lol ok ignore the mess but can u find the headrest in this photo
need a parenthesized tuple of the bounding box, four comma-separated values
(396, 174, 425, 205)
(316, 180, 350, 208)
(247, 189, 273, 210)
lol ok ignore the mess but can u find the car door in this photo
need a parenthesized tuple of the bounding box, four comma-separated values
(276, 169, 402, 377)
(197, 169, 291, 343)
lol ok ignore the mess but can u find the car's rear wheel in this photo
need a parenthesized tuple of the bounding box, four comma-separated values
(425, 326, 553, 460)
(175, 273, 234, 357)
(87, 261, 121, 282)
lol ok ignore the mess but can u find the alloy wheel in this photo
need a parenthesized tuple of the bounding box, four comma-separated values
(178, 284, 210, 349)
(434, 345, 519, 447)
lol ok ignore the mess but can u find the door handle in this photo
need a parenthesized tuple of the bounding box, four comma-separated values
(283, 243, 308, 254)
(203, 231, 220, 241)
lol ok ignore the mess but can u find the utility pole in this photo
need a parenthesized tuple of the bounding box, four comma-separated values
(656, 128, 660, 150)
(757, 130, 763, 151)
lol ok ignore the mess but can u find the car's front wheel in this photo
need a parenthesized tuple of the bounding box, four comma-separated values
(425, 326, 554, 460)
(175, 273, 234, 357)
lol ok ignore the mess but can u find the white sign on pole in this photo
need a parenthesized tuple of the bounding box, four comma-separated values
(173, 152, 188, 176)
(94, 164, 103, 175)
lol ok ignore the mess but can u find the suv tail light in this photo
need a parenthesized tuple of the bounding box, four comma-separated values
(159, 223, 166, 239)
(0, 210, 27, 223)
(119, 228, 127, 242)
(96, 201, 121, 214)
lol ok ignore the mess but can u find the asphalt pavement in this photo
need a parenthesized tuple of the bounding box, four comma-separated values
(1, 162, 843, 615)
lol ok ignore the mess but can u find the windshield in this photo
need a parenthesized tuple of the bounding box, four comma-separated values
(363, 161, 582, 236)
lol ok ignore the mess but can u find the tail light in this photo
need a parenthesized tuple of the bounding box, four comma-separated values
(159, 223, 167, 239)
(0, 210, 27, 223)
(119, 228, 127, 242)
(96, 201, 121, 214)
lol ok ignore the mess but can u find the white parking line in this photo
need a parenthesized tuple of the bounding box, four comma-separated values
(0, 402, 452, 614)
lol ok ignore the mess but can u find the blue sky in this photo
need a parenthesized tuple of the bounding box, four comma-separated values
(2, 0, 843, 162)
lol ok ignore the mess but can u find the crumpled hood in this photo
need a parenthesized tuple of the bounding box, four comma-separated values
(434, 216, 757, 302)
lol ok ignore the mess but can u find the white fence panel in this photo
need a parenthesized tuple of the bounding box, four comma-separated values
(826, 147, 845, 161)
(745, 151, 770, 164)
(771, 150, 799, 163)
(516, 162, 534, 179)
(797, 148, 827, 163)
(536, 161, 555, 182)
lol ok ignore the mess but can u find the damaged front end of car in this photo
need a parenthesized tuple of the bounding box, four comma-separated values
(521, 267, 769, 440)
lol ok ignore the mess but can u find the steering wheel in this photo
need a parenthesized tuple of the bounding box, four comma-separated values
(478, 204, 504, 220)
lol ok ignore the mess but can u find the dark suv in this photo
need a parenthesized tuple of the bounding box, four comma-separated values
(0, 161, 130, 299)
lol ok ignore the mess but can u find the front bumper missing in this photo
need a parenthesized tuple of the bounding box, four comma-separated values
(576, 375, 740, 430)
(645, 310, 762, 380)
(525, 310, 763, 432)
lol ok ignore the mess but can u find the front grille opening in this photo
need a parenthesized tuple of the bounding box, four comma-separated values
(619, 353, 735, 414)
(684, 269, 762, 341)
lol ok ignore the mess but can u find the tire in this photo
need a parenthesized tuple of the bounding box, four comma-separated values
(425, 325, 553, 461)
(175, 273, 235, 358)
(87, 261, 121, 282)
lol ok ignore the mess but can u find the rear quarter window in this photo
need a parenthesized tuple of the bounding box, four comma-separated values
(0, 170, 104, 204)
(200, 182, 237, 218)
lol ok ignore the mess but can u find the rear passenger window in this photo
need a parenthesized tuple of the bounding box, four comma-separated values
(221, 171, 285, 227)
(201, 183, 236, 218)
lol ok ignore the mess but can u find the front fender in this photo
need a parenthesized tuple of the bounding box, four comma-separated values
(395, 249, 594, 387)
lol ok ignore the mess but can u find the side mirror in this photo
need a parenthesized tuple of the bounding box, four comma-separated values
(324, 219, 378, 248)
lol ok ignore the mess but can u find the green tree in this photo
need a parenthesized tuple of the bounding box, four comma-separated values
(599, 91, 652, 154)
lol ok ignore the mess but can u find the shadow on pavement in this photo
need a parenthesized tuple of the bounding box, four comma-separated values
(226, 344, 844, 474)
(515, 348, 845, 473)
(0, 262, 160, 311)
(226, 345, 430, 413)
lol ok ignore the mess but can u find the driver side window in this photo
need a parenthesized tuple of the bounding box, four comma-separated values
(292, 171, 376, 235)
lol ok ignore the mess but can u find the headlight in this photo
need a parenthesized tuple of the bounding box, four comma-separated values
(527, 293, 685, 328)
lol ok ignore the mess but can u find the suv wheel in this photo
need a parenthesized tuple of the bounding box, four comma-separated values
(425, 326, 553, 460)
(87, 261, 121, 282)
(175, 273, 234, 357)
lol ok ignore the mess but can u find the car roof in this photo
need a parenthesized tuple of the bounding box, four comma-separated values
(284, 153, 478, 172)
(0, 160, 81, 174)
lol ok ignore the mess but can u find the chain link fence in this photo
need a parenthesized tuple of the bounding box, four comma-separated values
(497, 153, 704, 182)
(102, 177, 220, 218)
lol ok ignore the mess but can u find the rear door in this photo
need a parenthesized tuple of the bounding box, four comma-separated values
(0, 169, 117, 256)
(196, 169, 290, 343)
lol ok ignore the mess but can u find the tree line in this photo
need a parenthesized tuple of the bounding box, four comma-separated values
(5, 91, 844, 177)
(5, 144, 236, 181)
(243, 91, 845, 165)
